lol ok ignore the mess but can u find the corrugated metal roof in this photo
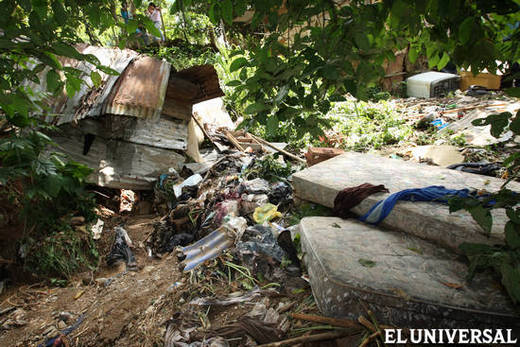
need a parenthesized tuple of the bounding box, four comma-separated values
(37, 47, 223, 124)
(48, 46, 139, 125)
(103, 56, 171, 120)
(172, 65, 224, 104)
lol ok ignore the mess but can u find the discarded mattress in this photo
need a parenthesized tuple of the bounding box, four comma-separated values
(299, 217, 519, 330)
(292, 152, 520, 253)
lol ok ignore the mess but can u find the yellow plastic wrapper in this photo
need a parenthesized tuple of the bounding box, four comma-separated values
(253, 203, 282, 224)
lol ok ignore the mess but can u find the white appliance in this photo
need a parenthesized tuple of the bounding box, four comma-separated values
(406, 71, 460, 98)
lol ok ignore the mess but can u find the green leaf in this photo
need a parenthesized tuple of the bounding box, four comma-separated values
(90, 71, 102, 87)
(238, 68, 247, 82)
(354, 32, 370, 50)
(97, 65, 119, 76)
(469, 205, 492, 234)
(504, 152, 520, 167)
(40, 52, 63, 70)
(358, 258, 376, 267)
(52, 43, 82, 59)
(500, 263, 520, 304)
(459, 242, 494, 256)
(51, 0, 66, 25)
(244, 102, 267, 114)
(409, 47, 419, 64)
(274, 85, 289, 104)
(226, 80, 242, 87)
(46, 70, 61, 93)
(229, 57, 248, 73)
(428, 53, 440, 69)
(505, 88, 520, 98)
(18, 0, 32, 12)
(266, 115, 279, 137)
(510, 111, 520, 134)
(459, 18, 473, 44)
(506, 209, 520, 224)
(505, 222, 520, 249)
(472, 112, 511, 138)
(32, 0, 48, 18)
(322, 64, 339, 80)
(65, 76, 82, 97)
(437, 52, 450, 70)
(221, 0, 233, 25)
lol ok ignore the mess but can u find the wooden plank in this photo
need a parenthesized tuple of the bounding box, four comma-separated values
(123, 115, 188, 150)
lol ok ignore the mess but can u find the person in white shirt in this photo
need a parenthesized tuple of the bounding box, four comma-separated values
(147, 2, 164, 41)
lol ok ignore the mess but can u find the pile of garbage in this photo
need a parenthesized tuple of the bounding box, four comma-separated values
(146, 148, 300, 279)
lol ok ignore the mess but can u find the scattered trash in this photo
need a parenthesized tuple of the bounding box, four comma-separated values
(91, 219, 104, 240)
(253, 204, 283, 224)
(447, 162, 502, 177)
(178, 227, 235, 272)
(235, 225, 300, 280)
(410, 145, 464, 167)
(430, 118, 449, 130)
(173, 174, 203, 199)
(268, 182, 292, 207)
(119, 189, 136, 213)
(216, 316, 283, 344)
(70, 216, 85, 225)
(106, 226, 137, 271)
(189, 287, 277, 306)
(240, 178, 270, 194)
(37, 314, 85, 347)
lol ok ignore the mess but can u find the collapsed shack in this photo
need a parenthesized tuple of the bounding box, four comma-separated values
(39, 45, 224, 190)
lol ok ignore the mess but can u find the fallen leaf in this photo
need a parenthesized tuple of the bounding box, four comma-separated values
(74, 290, 85, 300)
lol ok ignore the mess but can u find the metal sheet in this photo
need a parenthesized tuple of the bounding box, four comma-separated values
(103, 56, 171, 120)
(45, 46, 138, 125)
(178, 227, 235, 272)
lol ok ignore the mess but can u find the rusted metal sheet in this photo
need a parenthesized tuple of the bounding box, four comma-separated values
(172, 65, 224, 104)
(46, 46, 138, 125)
(103, 56, 171, 120)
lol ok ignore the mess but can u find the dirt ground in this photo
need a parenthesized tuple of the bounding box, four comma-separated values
(0, 211, 357, 347)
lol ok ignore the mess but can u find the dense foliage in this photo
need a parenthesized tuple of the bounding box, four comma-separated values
(0, 0, 159, 279)
(172, 0, 520, 138)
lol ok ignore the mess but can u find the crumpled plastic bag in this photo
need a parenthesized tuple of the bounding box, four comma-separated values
(253, 203, 282, 224)
(106, 226, 137, 271)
